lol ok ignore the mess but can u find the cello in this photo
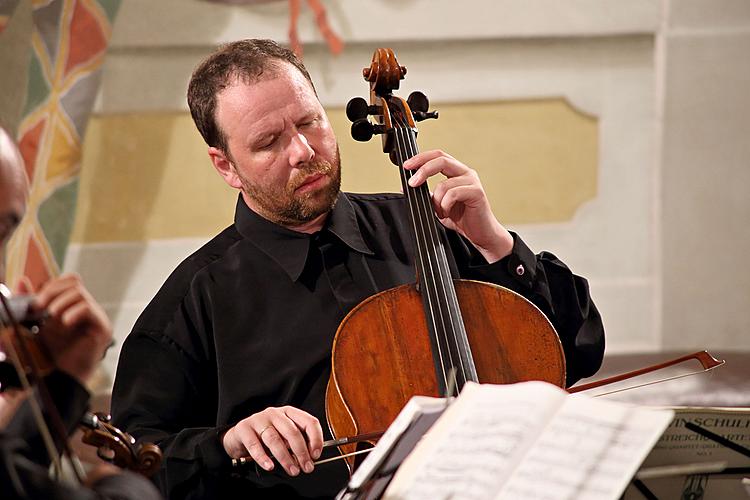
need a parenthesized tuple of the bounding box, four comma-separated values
(325, 48, 567, 470)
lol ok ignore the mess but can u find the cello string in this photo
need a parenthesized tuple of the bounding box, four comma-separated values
(395, 126, 463, 389)
(392, 122, 451, 391)
(392, 116, 453, 390)
(395, 123, 461, 390)
(394, 111, 474, 388)
(394, 113, 469, 390)
(400, 122, 477, 385)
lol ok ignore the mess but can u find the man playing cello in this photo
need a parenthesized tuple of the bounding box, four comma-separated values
(112, 39, 605, 499)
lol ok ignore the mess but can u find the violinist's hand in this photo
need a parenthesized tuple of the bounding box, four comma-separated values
(18, 274, 112, 384)
(404, 150, 514, 263)
(222, 406, 323, 476)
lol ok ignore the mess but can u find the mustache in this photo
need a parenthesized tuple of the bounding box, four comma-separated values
(289, 160, 335, 191)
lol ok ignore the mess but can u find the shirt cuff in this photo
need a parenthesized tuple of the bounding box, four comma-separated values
(464, 231, 537, 291)
(199, 425, 233, 471)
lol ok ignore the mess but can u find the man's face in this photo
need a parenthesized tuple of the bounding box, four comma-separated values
(210, 62, 341, 228)
(0, 158, 27, 283)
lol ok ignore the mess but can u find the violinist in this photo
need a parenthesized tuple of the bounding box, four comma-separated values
(111, 39, 605, 499)
(0, 126, 162, 500)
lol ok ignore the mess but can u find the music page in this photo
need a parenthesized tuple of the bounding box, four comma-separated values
(495, 394, 673, 500)
(384, 381, 673, 500)
(384, 381, 566, 500)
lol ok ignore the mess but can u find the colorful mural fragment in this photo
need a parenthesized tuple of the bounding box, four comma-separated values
(5, 0, 121, 288)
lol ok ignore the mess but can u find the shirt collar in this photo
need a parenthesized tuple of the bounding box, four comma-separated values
(234, 193, 374, 281)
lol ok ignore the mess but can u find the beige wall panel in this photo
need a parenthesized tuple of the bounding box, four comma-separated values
(73, 99, 597, 242)
(72, 113, 236, 243)
(669, 0, 750, 30)
(333, 99, 598, 224)
(661, 32, 750, 350)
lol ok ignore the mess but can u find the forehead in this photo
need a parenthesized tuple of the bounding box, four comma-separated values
(215, 63, 319, 127)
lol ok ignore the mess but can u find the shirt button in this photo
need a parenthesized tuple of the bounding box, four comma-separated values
(515, 264, 525, 276)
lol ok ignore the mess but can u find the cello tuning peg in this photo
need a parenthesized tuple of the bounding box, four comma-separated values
(346, 97, 382, 123)
(408, 92, 438, 122)
(351, 119, 385, 142)
(389, 150, 400, 166)
(346, 97, 369, 122)
(413, 110, 439, 122)
(407, 91, 429, 113)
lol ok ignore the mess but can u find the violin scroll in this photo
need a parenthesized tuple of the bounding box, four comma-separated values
(81, 412, 163, 477)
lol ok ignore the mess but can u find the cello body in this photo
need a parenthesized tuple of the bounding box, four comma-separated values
(326, 280, 565, 466)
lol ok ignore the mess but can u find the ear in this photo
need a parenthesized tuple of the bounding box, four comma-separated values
(208, 146, 243, 190)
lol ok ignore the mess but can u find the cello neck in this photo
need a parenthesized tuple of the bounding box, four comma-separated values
(390, 117, 479, 394)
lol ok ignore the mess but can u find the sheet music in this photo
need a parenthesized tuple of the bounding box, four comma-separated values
(384, 382, 673, 500)
(384, 382, 565, 500)
(496, 396, 673, 500)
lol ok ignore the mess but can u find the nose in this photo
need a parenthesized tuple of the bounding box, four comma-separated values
(288, 131, 314, 166)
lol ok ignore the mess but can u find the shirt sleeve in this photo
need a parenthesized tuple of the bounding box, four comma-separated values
(0, 436, 163, 500)
(111, 328, 231, 499)
(447, 230, 605, 387)
(5, 370, 90, 467)
(1, 372, 163, 500)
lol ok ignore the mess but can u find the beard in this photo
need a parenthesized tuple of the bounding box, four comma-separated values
(238, 147, 342, 227)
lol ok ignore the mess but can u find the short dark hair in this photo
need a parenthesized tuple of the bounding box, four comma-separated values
(187, 39, 314, 153)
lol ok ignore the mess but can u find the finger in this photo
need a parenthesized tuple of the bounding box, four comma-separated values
(237, 428, 275, 472)
(260, 425, 300, 476)
(431, 175, 476, 209)
(283, 406, 323, 460)
(34, 274, 83, 309)
(402, 149, 452, 170)
(407, 155, 470, 188)
(45, 286, 86, 319)
(436, 184, 485, 219)
(60, 301, 100, 330)
(268, 409, 318, 474)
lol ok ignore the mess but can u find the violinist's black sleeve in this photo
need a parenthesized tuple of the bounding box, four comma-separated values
(0, 370, 162, 500)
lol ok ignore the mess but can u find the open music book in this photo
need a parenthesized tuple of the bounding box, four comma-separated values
(343, 381, 674, 500)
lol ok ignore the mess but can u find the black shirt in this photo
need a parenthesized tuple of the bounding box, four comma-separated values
(1, 371, 162, 500)
(111, 192, 604, 499)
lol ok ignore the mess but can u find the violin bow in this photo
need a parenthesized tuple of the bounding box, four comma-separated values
(0, 284, 86, 482)
(568, 350, 725, 397)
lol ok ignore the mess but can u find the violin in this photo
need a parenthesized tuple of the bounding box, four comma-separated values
(325, 48, 566, 471)
(0, 287, 162, 479)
